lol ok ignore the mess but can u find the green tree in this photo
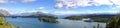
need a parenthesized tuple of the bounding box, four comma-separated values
(65, 16, 84, 20)
(97, 24, 100, 28)
(17, 26, 21, 28)
(0, 17, 15, 28)
(93, 26, 97, 28)
(117, 17, 120, 28)
(0, 17, 5, 22)
(106, 16, 119, 28)
(39, 17, 59, 23)
(117, 14, 120, 28)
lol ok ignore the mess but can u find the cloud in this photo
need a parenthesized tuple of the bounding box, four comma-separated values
(22, 0, 36, 3)
(0, 0, 17, 4)
(0, 0, 37, 4)
(51, 11, 88, 15)
(50, 10, 119, 15)
(110, 0, 120, 8)
(54, 0, 120, 9)
(55, 3, 63, 9)
(10, 1, 16, 4)
(36, 7, 45, 10)
(0, 8, 9, 12)
(0, 0, 8, 4)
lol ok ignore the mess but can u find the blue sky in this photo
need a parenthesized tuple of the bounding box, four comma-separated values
(0, 0, 120, 15)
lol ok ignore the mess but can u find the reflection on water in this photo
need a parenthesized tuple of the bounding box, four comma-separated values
(57, 19, 106, 28)
(6, 17, 106, 28)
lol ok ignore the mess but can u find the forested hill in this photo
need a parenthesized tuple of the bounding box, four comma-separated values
(64, 14, 117, 22)
(84, 14, 116, 18)
(65, 14, 116, 18)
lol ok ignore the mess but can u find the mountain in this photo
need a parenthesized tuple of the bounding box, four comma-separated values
(11, 11, 53, 16)
(9, 11, 117, 19)
(65, 14, 117, 18)
(9, 11, 56, 18)
(84, 14, 116, 18)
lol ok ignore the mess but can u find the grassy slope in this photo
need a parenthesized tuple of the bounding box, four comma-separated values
(0, 17, 14, 28)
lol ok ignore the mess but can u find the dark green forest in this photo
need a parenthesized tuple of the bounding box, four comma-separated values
(64, 14, 120, 28)
(106, 15, 120, 28)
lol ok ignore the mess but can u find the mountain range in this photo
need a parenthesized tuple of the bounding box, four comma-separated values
(9, 11, 117, 18)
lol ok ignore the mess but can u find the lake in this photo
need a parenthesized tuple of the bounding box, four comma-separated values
(6, 17, 106, 28)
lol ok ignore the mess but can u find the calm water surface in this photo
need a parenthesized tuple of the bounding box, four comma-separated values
(6, 17, 106, 28)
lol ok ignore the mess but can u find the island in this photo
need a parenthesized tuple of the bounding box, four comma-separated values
(38, 15, 59, 23)
(64, 14, 115, 23)
(64, 16, 84, 20)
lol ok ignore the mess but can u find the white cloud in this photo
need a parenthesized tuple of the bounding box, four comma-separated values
(51, 11, 98, 15)
(55, 3, 63, 9)
(10, 10, 38, 15)
(50, 10, 119, 15)
(51, 11, 83, 15)
(36, 7, 45, 10)
(0, 0, 36, 4)
(22, 0, 36, 3)
(0, 8, 9, 12)
(0, 0, 8, 4)
(110, 0, 120, 8)
(55, 0, 120, 9)
(10, 1, 16, 4)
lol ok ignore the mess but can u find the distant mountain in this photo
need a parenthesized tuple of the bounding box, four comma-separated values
(9, 11, 57, 18)
(9, 11, 117, 19)
(84, 14, 116, 18)
(10, 11, 54, 16)
(65, 14, 117, 18)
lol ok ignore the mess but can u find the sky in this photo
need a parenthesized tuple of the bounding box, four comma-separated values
(0, 0, 120, 15)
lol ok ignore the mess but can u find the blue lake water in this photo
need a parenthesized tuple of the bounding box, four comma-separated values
(6, 17, 106, 28)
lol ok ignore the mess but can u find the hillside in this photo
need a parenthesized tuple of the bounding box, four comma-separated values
(64, 14, 116, 22)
